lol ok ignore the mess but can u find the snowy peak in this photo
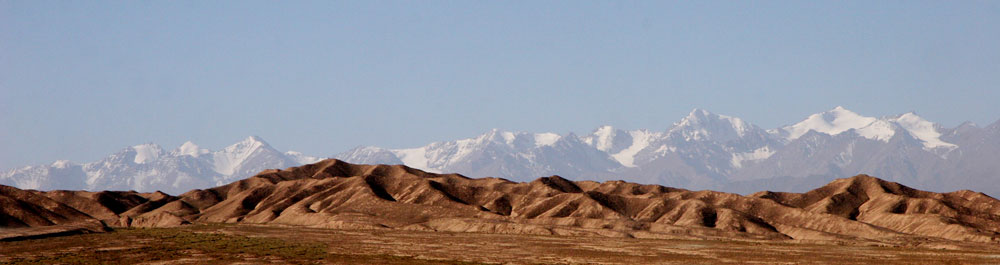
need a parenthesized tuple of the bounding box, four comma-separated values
(781, 107, 956, 150)
(533, 133, 562, 147)
(891, 112, 956, 149)
(213, 136, 278, 176)
(131, 143, 164, 164)
(234, 135, 270, 149)
(173, 141, 209, 157)
(2, 136, 320, 194)
(389, 129, 518, 173)
(669, 108, 756, 141)
(284, 151, 323, 165)
(50, 160, 73, 169)
(221, 136, 274, 157)
(467, 129, 515, 146)
(782, 106, 879, 141)
(342, 128, 620, 177)
(675, 108, 717, 128)
(335, 146, 402, 166)
(6, 107, 990, 197)
(579, 126, 663, 168)
(582, 125, 618, 152)
(467, 129, 565, 149)
(391, 147, 438, 173)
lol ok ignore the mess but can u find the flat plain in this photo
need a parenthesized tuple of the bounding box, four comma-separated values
(2, 224, 999, 265)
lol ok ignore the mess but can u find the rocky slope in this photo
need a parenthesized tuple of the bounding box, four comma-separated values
(3, 160, 998, 246)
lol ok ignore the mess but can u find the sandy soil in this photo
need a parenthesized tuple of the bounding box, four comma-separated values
(2, 224, 998, 264)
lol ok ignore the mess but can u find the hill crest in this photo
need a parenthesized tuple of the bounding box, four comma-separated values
(3, 159, 999, 247)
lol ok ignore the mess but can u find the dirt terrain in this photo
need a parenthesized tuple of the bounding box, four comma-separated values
(1, 224, 999, 264)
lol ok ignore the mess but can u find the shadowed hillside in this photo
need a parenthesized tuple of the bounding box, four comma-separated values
(3, 159, 999, 246)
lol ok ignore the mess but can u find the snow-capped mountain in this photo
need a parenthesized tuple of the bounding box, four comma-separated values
(336, 129, 620, 180)
(775, 106, 957, 152)
(0, 136, 323, 195)
(4, 106, 998, 197)
(335, 107, 999, 197)
(579, 125, 660, 168)
(626, 109, 782, 187)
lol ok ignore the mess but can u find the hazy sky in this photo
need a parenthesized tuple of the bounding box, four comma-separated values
(2, 1, 999, 169)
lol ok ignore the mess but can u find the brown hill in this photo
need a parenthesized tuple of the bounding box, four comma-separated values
(3, 159, 999, 246)
(0, 185, 108, 240)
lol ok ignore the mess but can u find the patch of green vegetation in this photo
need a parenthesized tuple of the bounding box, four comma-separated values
(142, 227, 329, 260)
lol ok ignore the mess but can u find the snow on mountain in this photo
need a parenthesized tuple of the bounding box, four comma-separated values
(386, 129, 561, 173)
(533, 133, 561, 147)
(582, 126, 617, 152)
(669, 108, 755, 142)
(132, 143, 164, 164)
(213, 136, 267, 176)
(209, 136, 306, 185)
(394, 147, 437, 173)
(730, 146, 775, 168)
(580, 126, 660, 167)
(5, 107, 995, 197)
(337, 109, 783, 186)
(780, 106, 882, 140)
(173, 141, 209, 157)
(892, 112, 957, 150)
(0, 161, 87, 190)
(335, 146, 403, 165)
(0, 136, 318, 195)
(335, 106, 995, 196)
(620, 109, 783, 185)
(284, 151, 324, 165)
(662, 109, 778, 156)
(779, 107, 955, 151)
(854, 119, 896, 142)
(335, 129, 621, 180)
(609, 130, 657, 167)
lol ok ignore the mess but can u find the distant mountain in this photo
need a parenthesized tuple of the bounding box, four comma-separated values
(336, 129, 620, 181)
(0, 136, 322, 195)
(337, 107, 1000, 197)
(3, 107, 998, 197)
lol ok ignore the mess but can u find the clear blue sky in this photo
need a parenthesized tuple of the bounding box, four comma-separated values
(2, 1, 999, 169)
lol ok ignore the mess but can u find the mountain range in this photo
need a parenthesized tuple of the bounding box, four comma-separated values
(4, 160, 1000, 247)
(3, 106, 998, 197)
(0, 136, 321, 195)
(338, 106, 1000, 197)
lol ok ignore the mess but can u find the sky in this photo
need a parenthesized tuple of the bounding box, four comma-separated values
(1, 1, 999, 169)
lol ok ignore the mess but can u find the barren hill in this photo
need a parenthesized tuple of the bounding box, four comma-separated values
(3, 159, 999, 246)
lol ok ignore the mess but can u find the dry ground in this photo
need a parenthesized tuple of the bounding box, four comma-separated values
(1, 224, 998, 264)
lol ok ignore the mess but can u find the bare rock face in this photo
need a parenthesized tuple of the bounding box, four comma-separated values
(2, 159, 1000, 246)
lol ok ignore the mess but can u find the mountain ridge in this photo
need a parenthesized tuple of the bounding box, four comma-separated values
(1, 136, 322, 195)
(336, 107, 999, 197)
(3, 159, 999, 248)
(4, 107, 999, 197)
